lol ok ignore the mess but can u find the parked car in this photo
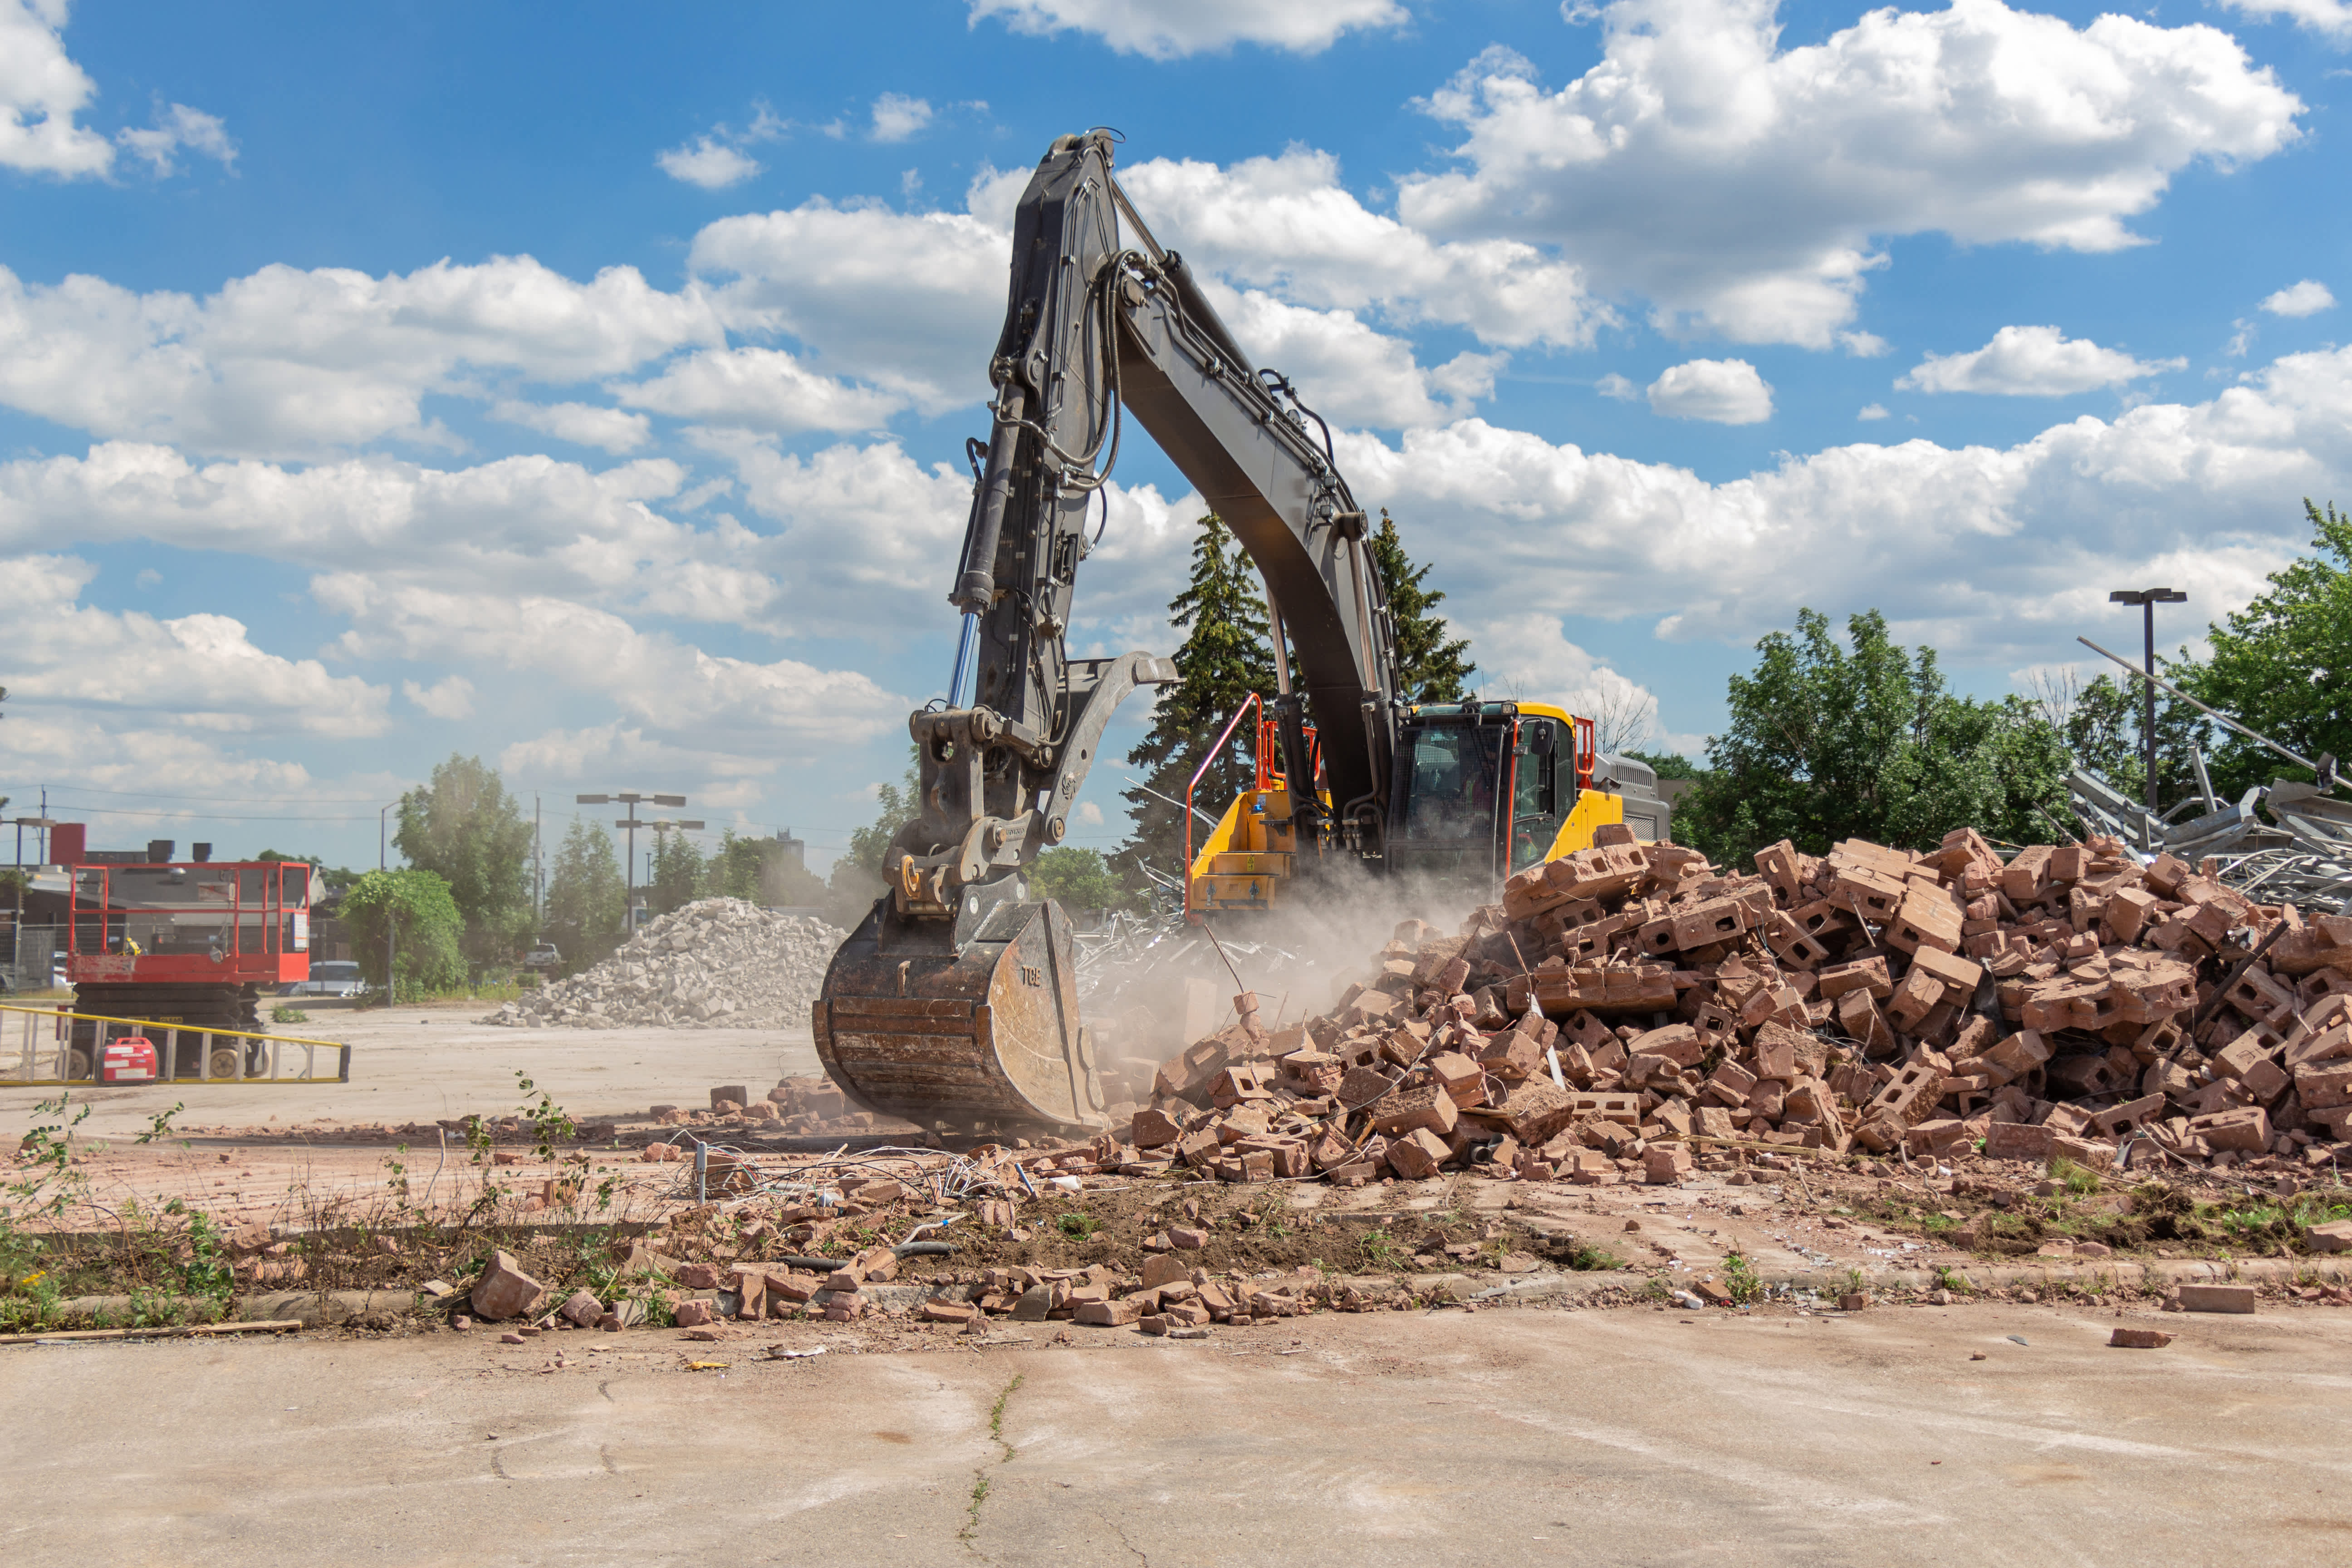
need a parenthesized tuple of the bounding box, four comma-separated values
(525, 941, 561, 970)
(279, 960, 367, 998)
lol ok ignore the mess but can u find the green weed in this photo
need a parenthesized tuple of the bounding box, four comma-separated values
(1566, 1240, 1628, 1272)
(2048, 1156, 2102, 1198)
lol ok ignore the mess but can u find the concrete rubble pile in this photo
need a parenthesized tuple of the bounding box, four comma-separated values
(1109, 825, 2352, 1188)
(482, 898, 843, 1030)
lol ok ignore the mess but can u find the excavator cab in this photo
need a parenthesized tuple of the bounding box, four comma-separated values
(1386, 701, 1618, 888)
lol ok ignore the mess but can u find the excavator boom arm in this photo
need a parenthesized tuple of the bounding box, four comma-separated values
(815, 130, 1398, 1134)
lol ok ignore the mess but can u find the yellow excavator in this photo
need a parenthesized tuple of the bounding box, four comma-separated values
(812, 132, 1671, 1135)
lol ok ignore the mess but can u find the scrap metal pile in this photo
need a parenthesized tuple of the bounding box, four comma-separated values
(2071, 769, 2352, 911)
(1116, 824, 2352, 1186)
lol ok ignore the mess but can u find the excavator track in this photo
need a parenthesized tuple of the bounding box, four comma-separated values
(811, 885, 1107, 1135)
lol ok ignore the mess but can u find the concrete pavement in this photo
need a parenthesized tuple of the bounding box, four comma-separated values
(6, 1303, 2349, 1566)
(0, 1000, 826, 1141)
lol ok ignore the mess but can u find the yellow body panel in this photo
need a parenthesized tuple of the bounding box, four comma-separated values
(1188, 787, 1312, 913)
(1545, 787, 1627, 860)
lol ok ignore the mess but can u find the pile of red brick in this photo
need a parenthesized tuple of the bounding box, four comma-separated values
(1119, 826, 2352, 1186)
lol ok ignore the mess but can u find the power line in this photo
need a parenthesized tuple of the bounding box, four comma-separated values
(15, 804, 389, 823)
(1, 782, 399, 804)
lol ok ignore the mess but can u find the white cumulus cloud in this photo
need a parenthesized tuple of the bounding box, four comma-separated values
(7, 553, 390, 737)
(967, 0, 1407, 58)
(690, 198, 1007, 413)
(2262, 280, 2337, 318)
(1337, 340, 2352, 666)
(1896, 326, 2185, 397)
(1397, 0, 2303, 347)
(1215, 288, 1500, 428)
(1471, 613, 1685, 753)
(116, 101, 236, 176)
(0, 4, 230, 181)
(0, 257, 723, 459)
(0, 0, 115, 177)
(657, 136, 762, 189)
(1647, 359, 1773, 423)
(320, 578, 905, 753)
(2219, 0, 2352, 43)
(1120, 148, 1602, 350)
(613, 346, 905, 433)
(869, 93, 933, 142)
(402, 675, 476, 719)
(490, 399, 652, 453)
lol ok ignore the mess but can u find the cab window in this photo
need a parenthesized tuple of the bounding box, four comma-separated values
(1401, 723, 1504, 841)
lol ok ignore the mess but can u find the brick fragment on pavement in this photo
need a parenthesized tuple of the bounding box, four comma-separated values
(2176, 1284, 2258, 1314)
(2110, 1327, 2174, 1348)
(470, 1250, 545, 1322)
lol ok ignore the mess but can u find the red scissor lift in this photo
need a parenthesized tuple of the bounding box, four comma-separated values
(64, 855, 313, 1079)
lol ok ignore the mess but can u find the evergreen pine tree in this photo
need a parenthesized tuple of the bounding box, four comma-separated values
(1370, 509, 1475, 702)
(1114, 514, 1274, 891)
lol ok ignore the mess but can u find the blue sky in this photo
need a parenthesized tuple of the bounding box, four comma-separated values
(2, 0, 2348, 878)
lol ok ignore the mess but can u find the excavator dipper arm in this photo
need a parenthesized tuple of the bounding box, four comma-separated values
(814, 130, 1396, 1133)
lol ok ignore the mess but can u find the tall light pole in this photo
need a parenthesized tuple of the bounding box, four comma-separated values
(380, 801, 395, 872)
(577, 793, 685, 931)
(2109, 587, 2188, 819)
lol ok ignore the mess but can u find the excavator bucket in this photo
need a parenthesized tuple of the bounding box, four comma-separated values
(812, 889, 1107, 1135)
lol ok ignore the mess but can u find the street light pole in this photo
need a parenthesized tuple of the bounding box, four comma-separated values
(380, 801, 394, 872)
(577, 792, 686, 932)
(2109, 587, 2188, 822)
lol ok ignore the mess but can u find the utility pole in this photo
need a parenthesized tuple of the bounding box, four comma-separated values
(577, 793, 686, 931)
(534, 793, 544, 922)
(2108, 588, 2188, 823)
(380, 801, 394, 872)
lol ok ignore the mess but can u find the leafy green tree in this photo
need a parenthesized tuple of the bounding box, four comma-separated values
(2187, 500, 2352, 800)
(647, 828, 705, 916)
(2063, 671, 2212, 813)
(1679, 608, 2072, 865)
(1027, 847, 1135, 912)
(543, 818, 625, 972)
(825, 752, 921, 926)
(340, 869, 466, 998)
(392, 755, 533, 963)
(1115, 514, 1275, 888)
(1626, 750, 1702, 784)
(706, 829, 828, 906)
(254, 849, 363, 894)
(1370, 509, 1475, 703)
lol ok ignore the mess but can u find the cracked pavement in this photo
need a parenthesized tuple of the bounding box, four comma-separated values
(6, 1302, 2350, 1565)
